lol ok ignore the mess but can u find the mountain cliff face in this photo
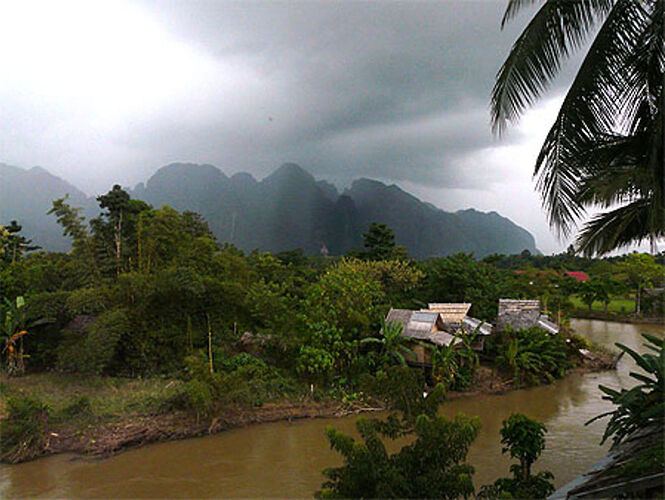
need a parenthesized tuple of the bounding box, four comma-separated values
(0, 162, 538, 257)
(0, 163, 95, 251)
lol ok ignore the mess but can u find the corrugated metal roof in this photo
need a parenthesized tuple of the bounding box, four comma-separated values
(430, 331, 462, 347)
(412, 311, 438, 323)
(383, 308, 460, 347)
(461, 316, 493, 336)
(538, 315, 559, 335)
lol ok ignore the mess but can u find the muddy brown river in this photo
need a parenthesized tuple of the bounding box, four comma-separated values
(1, 319, 662, 498)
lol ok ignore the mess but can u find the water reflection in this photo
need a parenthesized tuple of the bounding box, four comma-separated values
(0, 320, 661, 498)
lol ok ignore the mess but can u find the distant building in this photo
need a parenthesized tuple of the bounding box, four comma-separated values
(514, 269, 590, 282)
(384, 303, 493, 366)
(496, 299, 559, 334)
(563, 270, 590, 282)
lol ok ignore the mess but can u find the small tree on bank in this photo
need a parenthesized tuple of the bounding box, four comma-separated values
(479, 413, 555, 499)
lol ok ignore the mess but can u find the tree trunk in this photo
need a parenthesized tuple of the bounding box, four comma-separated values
(207, 313, 214, 374)
(115, 212, 123, 276)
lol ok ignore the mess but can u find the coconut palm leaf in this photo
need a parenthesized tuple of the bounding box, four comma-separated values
(494, 0, 663, 253)
(575, 199, 661, 255)
(492, 0, 614, 134)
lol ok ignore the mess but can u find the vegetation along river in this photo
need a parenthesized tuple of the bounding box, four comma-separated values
(1, 319, 662, 498)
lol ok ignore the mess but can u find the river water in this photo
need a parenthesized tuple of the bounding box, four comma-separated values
(1, 319, 662, 498)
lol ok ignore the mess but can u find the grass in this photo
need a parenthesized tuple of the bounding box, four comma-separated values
(0, 373, 184, 421)
(569, 295, 635, 315)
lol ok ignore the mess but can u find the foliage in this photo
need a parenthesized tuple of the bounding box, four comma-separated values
(0, 221, 39, 264)
(56, 308, 131, 375)
(492, 0, 664, 256)
(178, 352, 302, 417)
(430, 326, 483, 392)
(318, 401, 480, 499)
(479, 414, 554, 499)
(588, 334, 664, 445)
(354, 222, 408, 261)
(495, 327, 571, 387)
(0, 395, 49, 463)
(361, 319, 414, 369)
(296, 259, 423, 382)
(419, 253, 506, 321)
(1, 295, 52, 376)
(365, 366, 447, 422)
(616, 254, 664, 313)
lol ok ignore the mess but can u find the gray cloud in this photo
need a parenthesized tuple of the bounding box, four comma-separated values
(0, 0, 589, 252)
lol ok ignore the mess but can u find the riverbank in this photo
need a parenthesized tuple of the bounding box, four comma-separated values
(570, 309, 664, 325)
(0, 348, 617, 465)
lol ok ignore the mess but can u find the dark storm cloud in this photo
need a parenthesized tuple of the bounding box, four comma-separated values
(1, 0, 589, 252)
(127, 0, 559, 187)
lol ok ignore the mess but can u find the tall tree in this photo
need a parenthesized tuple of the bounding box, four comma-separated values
(0, 221, 39, 264)
(359, 223, 408, 261)
(97, 185, 131, 275)
(492, 0, 664, 256)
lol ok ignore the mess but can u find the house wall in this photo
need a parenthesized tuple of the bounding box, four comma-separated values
(406, 342, 431, 366)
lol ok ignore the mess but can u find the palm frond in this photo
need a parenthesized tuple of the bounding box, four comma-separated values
(492, 0, 614, 134)
(533, 0, 658, 234)
(501, 0, 542, 28)
(575, 199, 662, 256)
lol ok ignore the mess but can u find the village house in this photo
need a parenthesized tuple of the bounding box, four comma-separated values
(496, 299, 559, 334)
(384, 303, 492, 367)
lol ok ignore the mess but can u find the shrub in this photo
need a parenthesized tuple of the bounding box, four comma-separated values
(318, 412, 480, 499)
(588, 334, 664, 445)
(496, 327, 571, 387)
(0, 396, 49, 463)
(56, 308, 130, 374)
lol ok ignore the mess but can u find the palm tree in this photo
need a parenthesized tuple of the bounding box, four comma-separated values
(492, 0, 664, 255)
(361, 319, 416, 368)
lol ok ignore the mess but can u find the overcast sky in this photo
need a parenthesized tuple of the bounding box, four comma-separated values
(0, 0, 586, 253)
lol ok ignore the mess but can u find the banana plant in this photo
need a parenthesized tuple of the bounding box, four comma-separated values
(1, 296, 52, 376)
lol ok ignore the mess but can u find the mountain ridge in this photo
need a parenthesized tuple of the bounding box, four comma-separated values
(0, 162, 539, 257)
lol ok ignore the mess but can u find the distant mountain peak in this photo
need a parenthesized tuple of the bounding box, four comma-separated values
(0, 161, 539, 257)
(264, 163, 314, 184)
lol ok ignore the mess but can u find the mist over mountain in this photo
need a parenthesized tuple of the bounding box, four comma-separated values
(1, 162, 538, 257)
(0, 163, 97, 251)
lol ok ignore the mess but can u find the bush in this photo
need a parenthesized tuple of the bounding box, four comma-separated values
(56, 308, 130, 374)
(0, 396, 49, 463)
(176, 352, 302, 417)
(568, 333, 591, 351)
(318, 412, 480, 499)
(496, 327, 571, 387)
(588, 334, 664, 445)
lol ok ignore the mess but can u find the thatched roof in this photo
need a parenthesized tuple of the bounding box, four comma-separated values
(425, 303, 471, 323)
(497, 299, 559, 334)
